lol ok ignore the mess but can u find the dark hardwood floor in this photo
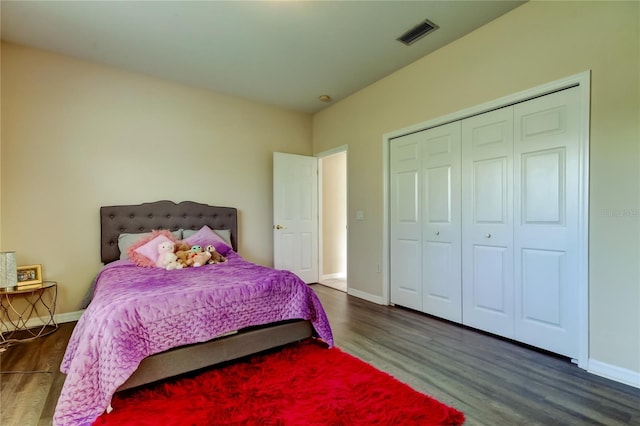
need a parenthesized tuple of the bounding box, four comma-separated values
(1, 284, 639, 425)
(312, 284, 640, 426)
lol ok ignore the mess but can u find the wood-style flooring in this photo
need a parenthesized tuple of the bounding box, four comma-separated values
(1, 284, 639, 425)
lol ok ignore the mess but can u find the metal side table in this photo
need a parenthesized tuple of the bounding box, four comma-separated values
(0, 281, 58, 348)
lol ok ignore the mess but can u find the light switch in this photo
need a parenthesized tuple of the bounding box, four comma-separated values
(356, 210, 364, 220)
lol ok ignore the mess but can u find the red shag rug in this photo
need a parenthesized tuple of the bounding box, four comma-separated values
(94, 340, 464, 425)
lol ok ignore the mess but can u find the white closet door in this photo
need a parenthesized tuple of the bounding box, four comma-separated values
(421, 122, 462, 323)
(513, 87, 580, 358)
(390, 133, 422, 310)
(462, 107, 515, 339)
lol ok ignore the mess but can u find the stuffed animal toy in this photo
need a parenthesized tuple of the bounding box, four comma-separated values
(187, 245, 212, 267)
(205, 245, 227, 264)
(156, 241, 182, 270)
(174, 242, 191, 268)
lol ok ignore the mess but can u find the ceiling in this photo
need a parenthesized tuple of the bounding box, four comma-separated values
(1, 1, 525, 113)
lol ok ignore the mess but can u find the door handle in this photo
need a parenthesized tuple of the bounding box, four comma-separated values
(274, 224, 286, 230)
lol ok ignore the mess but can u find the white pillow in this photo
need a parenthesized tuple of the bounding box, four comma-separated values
(118, 230, 182, 260)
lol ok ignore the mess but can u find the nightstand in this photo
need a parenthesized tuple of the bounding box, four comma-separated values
(0, 281, 58, 347)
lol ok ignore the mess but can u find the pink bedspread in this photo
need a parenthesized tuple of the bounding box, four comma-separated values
(54, 252, 333, 426)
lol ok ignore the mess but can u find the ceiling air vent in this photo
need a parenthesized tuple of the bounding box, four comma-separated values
(397, 19, 439, 46)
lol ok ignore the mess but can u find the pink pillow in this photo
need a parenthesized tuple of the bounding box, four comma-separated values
(127, 229, 178, 267)
(183, 225, 232, 255)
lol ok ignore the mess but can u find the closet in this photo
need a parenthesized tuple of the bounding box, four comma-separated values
(390, 87, 581, 358)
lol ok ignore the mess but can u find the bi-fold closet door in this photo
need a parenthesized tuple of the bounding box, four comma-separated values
(461, 106, 515, 338)
(390, 122, 462, 322)
(390, 87, 580, 358)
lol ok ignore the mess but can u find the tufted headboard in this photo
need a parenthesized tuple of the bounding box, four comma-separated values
(100, 200, 238, 264)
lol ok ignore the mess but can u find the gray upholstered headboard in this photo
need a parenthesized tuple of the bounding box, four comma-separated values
(100, 200, 238, 264)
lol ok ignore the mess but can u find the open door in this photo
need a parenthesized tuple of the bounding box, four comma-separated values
(273, 152, 318, 283)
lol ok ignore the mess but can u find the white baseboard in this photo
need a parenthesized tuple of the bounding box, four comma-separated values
(19, 310, 84, 330)
(347, 288, 386, 305)
(55, 310, 84, 324)
(588, 358, 640, 389)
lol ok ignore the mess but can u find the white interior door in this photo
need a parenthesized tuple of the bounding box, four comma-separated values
(462, 106, 515, 339)
(421, 122, 462, 323)
(273, 152, 318, 283)
(390, 133, 422, 310)
(513, 87, 580, 358)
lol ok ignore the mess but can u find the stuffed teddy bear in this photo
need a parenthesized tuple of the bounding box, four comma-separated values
(174, 242, 191, 268)
(187, 245, 212, 267)
(156, 241, 182, 270)
(205, 245, 227, 264)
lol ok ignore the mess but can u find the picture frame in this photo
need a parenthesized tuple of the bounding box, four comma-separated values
(16, 264, 43, 286)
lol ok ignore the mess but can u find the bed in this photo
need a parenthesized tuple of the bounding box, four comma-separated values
(54, 200, 334, 426)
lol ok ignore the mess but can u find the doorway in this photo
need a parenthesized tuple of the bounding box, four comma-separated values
(318, 148, 347, 292)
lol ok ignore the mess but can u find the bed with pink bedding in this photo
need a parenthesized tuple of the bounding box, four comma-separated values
(54, 201, 333, 426)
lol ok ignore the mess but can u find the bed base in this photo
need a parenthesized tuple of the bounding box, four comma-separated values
(101, 201, 314, 392)
(117, 320, 313, 391)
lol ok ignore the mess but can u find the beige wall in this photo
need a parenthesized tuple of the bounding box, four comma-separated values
(0, 42, 3, 245)
(1, 42, 312, 314)
(313, 2, 640, 375)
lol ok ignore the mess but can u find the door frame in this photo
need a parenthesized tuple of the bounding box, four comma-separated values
(317, 145, 349, 290)
(382, 71, 591, 368)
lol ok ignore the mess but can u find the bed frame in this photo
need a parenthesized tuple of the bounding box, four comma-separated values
(99, 200, 313, 391)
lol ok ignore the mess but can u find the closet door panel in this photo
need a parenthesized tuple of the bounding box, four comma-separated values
(473, 158, 508, 224)
(390, 134, 422, 310)
(471, 245, 510, 313)
(521, 249, 564, 325)
(424, 241, 453, 299)
(421, 122, 462, 323)
(514, 87, 580, 358)
(522, 149, 565, 224)
(462, 107, 514, 338)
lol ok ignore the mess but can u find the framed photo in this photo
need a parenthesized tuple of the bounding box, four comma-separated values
(17, 264, 42, 286)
